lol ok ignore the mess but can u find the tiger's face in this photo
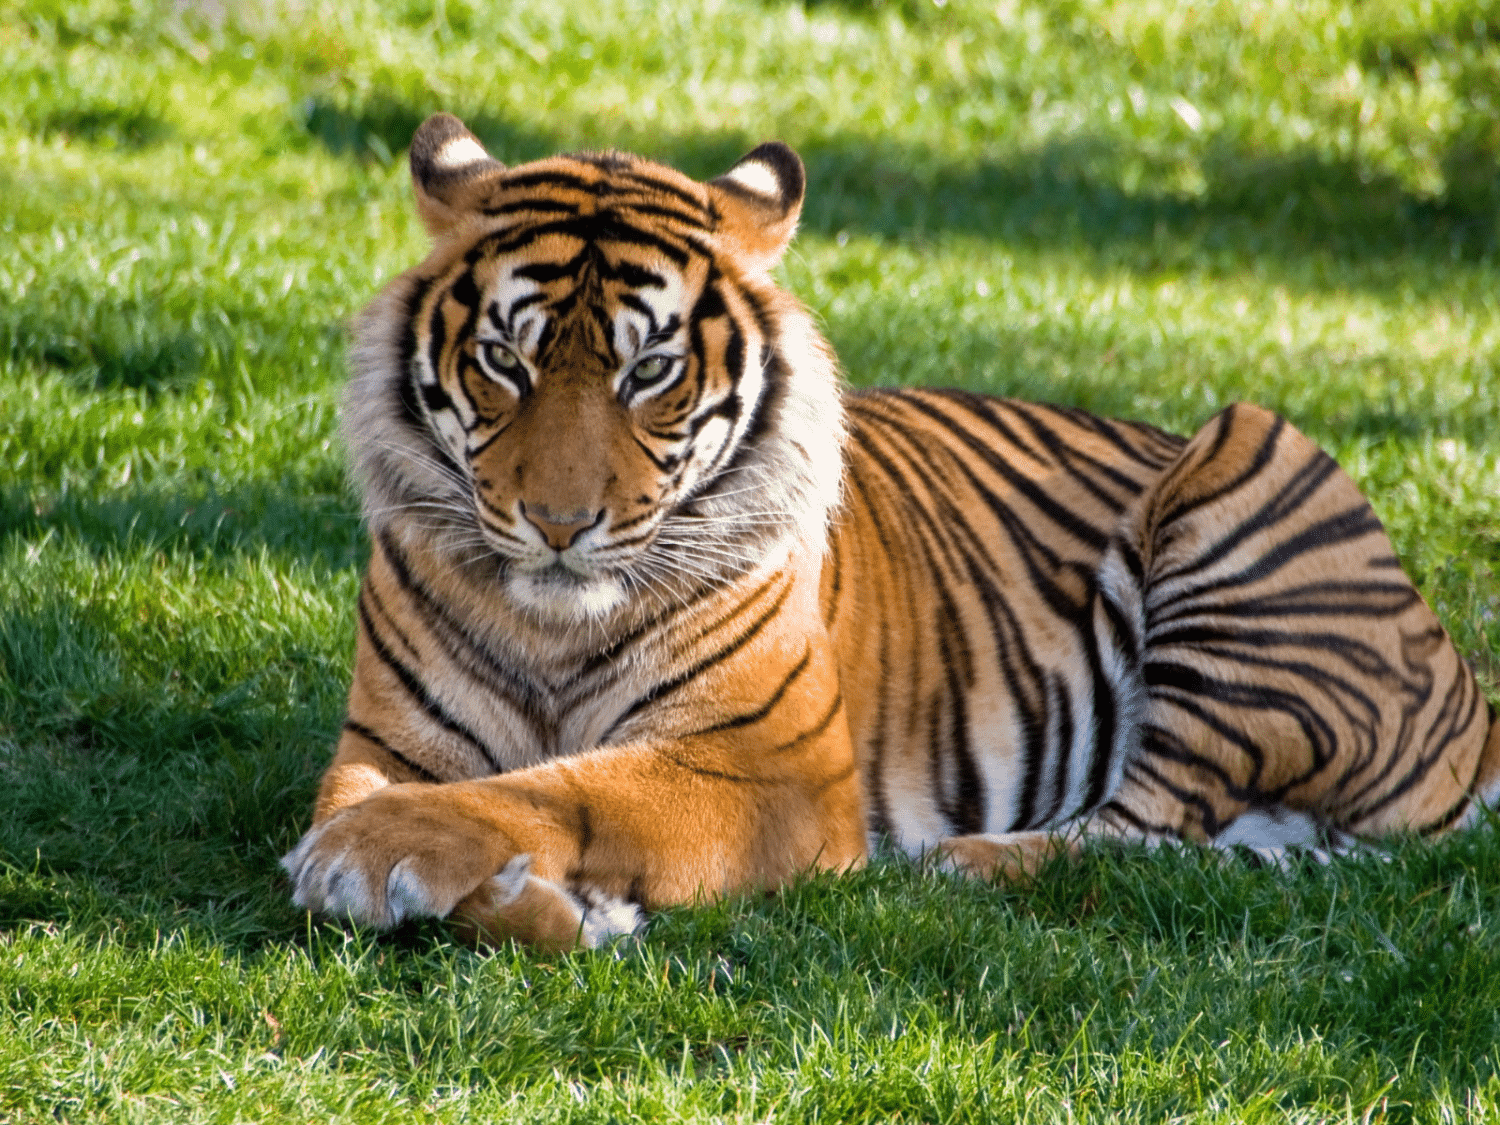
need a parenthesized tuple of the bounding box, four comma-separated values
(347, 116, 843, 626)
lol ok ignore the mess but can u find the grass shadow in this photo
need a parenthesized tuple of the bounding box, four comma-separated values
(2, 288, 292, 395)
(0, 476, 362, 938)
(299, 96, 1499, 282)
(0, 584, 339, 943)
(15, 318, 214, 393)
(785, 131, 1498, 265)
(0, 477, 366, 574)
(32, 103, 173, 149)
(300, 94, 559, 167)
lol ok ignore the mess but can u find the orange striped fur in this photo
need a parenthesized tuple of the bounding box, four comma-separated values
(283, 115, 1500, 948)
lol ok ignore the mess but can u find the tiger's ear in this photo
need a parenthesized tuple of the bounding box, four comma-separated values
(707, 142, 805, 273)
(409, 113, 507, 237)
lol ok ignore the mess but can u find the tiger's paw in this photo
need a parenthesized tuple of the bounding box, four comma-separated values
(281, 784, 507, 928)
(1211, 807, 1365, 869)
(450, 856, 646, 952)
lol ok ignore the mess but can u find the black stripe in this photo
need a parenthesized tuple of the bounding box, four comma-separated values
(1341, 659, 1476, 824)
(1045, 681, 1075, 824)
(1097, 796, 1185, 839)
(822, 533, 842, 627)
(1148, 508, 1395, 634)
(362, 582, 418, 660)
(357, 592, 504, 772)
(515, 252, 589, 284)
(618, 578, 793, 722)
(395, 276, 465, 483)
(1130, 745, 1230, 837)
(496, 169, 611, 195)
(623, 201, 715, 229)
(708, 288, 783, 494)
(857, 400, 1101, 632)
(1075, 548, 1145, 821)
(630, 432, 680, 472)
(614, 168, 715, 218)
(1116, 535, 1145, 588)
(1418, 791, 1474, 836)
(1153, 449, 1344, 584)
(657, 694, 847, 786)
(435, 266, 479, 369)
(696, 647, 813, 735)
(480, 198, 579, 216)
(1075, 411, 1187, 470)
(934, 626, 985, 835)
(1078, 630, 1121, 817)
(617, 292, 661, 330)
(397, 273, 435, 407)
(842, 467, 895, 841)
(1153, 408, 1285, 534)
(1151, 580, 1419, 631)
(1009, 401, 1152, 509)
(917, 391, 1112, 551)
(467, 418, 516, 458)
(476, 216, 694, 269)
(342, 720, 442, 784)
(577, 578, 725, 681)
(376, 531, 549, 724)
(610, 261, 668, 291)
(844, 419, 1055, 832)
(1096, 576, 1142, 665)
(498, 292, 546, 331)
(774, 692, 846, 756)
(421, 381, 453, 414)
(577, 216, 700, 267)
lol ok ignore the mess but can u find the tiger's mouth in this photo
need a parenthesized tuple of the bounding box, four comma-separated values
(520, 559, 597, 587)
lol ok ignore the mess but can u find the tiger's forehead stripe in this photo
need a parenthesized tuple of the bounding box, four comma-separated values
(472, 215, 705, 271)
(477, 162, 715, 231)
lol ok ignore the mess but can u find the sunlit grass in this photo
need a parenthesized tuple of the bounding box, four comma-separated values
(2, 0, 1498, 1119)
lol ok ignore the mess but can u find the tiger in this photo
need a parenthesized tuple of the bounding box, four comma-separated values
(282, 113, 1500, 950)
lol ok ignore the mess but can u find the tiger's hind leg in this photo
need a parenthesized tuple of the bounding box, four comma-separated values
(931, 810, 1355, 882)
(935, 830, 1084, 881)
(1095, 401, 1497, 849)
(927, 402, 1498, 887)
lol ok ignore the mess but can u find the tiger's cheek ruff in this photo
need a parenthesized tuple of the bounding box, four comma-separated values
(344, 278, 469, 528)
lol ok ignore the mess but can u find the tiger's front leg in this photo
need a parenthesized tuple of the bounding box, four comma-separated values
(282, 699, 865, 949)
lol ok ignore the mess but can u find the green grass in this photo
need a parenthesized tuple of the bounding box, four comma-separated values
(2, 0, 1499, 1119)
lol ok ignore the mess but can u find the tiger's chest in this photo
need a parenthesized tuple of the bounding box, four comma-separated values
(363, 530, 824, 778)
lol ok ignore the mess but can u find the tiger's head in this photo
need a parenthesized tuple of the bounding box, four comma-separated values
(346, 114, 843, 626)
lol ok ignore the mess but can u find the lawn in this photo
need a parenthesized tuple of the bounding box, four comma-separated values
(2, 0, 1499, 1119)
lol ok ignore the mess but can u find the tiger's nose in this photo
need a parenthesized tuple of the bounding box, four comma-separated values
(519, 502, 604, 550)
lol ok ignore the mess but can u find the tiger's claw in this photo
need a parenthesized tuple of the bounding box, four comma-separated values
(281, 787, 507, 928)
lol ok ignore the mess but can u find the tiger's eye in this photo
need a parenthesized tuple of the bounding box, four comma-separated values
(482, 342, 521, 373)
(631, 356, 671, 384)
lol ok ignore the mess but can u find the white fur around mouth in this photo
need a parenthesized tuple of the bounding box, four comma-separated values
(506, 565, 627, 620)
